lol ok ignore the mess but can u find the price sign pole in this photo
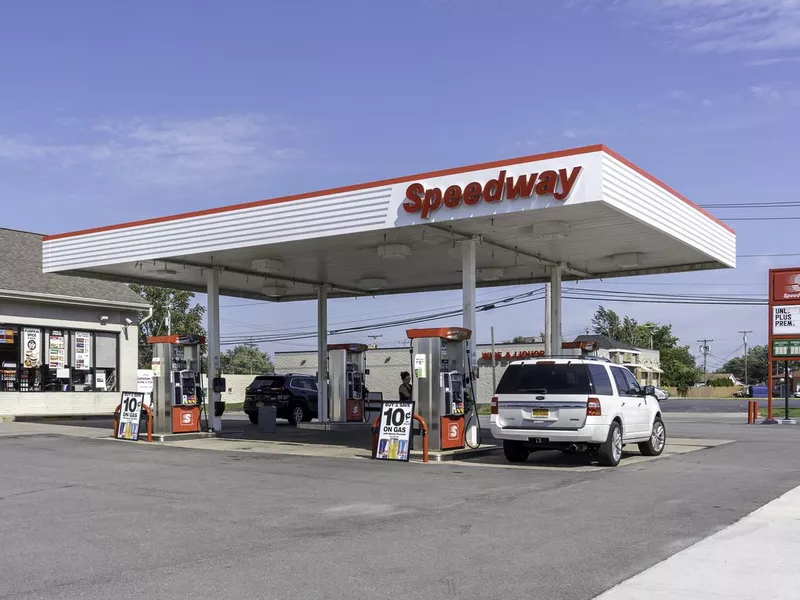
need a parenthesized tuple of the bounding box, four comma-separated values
(768, 268, 800, 424)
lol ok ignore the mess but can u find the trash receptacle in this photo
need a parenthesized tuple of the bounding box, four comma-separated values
(258, 405, 277, 434)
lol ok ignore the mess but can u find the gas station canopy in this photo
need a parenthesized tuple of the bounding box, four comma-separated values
(42, 144, 735, 302)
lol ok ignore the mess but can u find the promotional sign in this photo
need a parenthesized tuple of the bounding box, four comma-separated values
(21, 328, 42, 369)
(48, 331, 66, 369)
(137, 369, 155, 407)
(375, 401, 414, 462)
(772, 306, 800, 335)
(74, 332, 92, 370)
(95, 371, 107, 390)
(413, 354, 427, 378)
(117, 392, 145, 441)
(773, 339, 800, 358)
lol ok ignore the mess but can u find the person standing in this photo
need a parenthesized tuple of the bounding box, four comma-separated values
(398, 371, 412, 401)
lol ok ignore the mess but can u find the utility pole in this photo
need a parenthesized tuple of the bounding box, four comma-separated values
(697, 339, 713, 379)
(491, 326, 497, 393)
(367, 334, 382, 349)
(645, 325, 655, 350)
(739, 330, 752, 385)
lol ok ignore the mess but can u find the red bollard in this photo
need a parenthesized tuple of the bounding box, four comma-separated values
(754, 401, 759, 423)
(747, 401, 753, 424)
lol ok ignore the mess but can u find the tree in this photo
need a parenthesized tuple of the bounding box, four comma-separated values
(590, 306, 701, 387)
(129, 285, 207, 369)
(591, 306, 622, 340)
(720, 345, 768, 384)
(221, 345, 275, 374)
(660, 345, 702, 388)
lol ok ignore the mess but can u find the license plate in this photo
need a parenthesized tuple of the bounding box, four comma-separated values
(532, 408, 549, 418)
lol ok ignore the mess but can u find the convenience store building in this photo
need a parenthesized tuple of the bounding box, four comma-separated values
(1, 228, 147, 418)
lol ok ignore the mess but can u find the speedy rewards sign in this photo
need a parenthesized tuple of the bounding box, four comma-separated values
(772, 270, 800, 302)
(402, 166, 583, 220)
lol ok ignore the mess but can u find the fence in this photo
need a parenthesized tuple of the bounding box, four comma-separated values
(665, 386, 739, 398)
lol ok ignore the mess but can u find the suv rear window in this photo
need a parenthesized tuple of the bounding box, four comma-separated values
(496, 363, 591, 395)
(250, 376, 284, 390)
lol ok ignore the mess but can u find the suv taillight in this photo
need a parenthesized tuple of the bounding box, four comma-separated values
(491, 396, 498, 415)
(587, 397, 602, 416)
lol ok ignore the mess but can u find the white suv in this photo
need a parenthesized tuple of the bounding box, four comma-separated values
(490, 357, 665, 467)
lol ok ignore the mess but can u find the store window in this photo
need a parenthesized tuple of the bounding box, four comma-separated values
(0, 326, 119, 393)
(95, 332, 118, 392)
(19, 327, 44, 392)
(45, 330, 70, 391)
(1, 326, 19, 392)
(71, 331, 94, 391)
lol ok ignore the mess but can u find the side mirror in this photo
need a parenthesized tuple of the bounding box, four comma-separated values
(644, 385, 655, 396)
(365, 368, 370, 375)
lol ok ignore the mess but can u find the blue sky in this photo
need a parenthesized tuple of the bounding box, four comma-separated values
(2, 0, 799, 370)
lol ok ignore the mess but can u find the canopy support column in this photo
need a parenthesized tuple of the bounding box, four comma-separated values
(462, 237, 478, 446)
(544, 283, 552, 354)
(462, 237, 477, 365)
(206, 268, 222, 432)
(317, 286, 329, 424)
(549, 264, 563, 357)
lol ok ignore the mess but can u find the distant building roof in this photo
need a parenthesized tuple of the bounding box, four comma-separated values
(707, 373, 736, 381)
(574, 334, 640, 351)
(0, 227, 149, 308)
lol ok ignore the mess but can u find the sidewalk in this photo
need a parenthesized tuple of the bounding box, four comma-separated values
(595, 484, 800, 599)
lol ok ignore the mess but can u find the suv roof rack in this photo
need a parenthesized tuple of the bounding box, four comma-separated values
(522, 355, 611, 362)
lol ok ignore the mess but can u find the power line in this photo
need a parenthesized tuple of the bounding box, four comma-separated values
(700, 201, 800, 209)
(222, 288, 547, 345)
(221, 287, 766, 346)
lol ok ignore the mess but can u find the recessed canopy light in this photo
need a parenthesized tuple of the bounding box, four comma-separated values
(532, 222, 570, 240)
(610, 252, 641, 268)
(358, 278, 387, 290)
(146, 265, 178, 275)
(252, 258, 284, 273)
(477, 268, 504, 281)
(262, 282, 288, 296)
(377, 243, 411, 259)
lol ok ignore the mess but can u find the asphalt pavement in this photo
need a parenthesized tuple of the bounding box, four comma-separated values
(1, 414, 799, 599)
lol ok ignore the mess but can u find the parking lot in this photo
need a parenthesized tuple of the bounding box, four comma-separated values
(2, 405, 800, 599)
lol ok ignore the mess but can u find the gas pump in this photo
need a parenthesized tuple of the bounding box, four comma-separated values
(148, 334, 205, 435)
(406, 327, 476, 452)
(327, 343, 369, 422)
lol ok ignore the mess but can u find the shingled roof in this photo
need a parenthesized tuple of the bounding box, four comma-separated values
(573, 334, 640, 351)
(0, 227, 149, 307)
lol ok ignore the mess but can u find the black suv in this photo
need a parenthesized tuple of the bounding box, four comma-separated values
(243, 374, 318, 426)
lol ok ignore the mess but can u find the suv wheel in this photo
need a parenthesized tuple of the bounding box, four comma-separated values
(288, 403, 308, 426)
(248, 412, 258, 426)
(597, 421, 623, 467)
(638, 417, 666, 457)
(503, 440, 529, 463)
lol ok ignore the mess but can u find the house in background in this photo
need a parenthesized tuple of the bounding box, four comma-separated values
(574, 334, 663, 388)
(0, 228, 149, 419)
(705, 373, 742, 387)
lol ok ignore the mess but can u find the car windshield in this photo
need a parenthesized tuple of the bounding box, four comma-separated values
(496, 363, 591, 395)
